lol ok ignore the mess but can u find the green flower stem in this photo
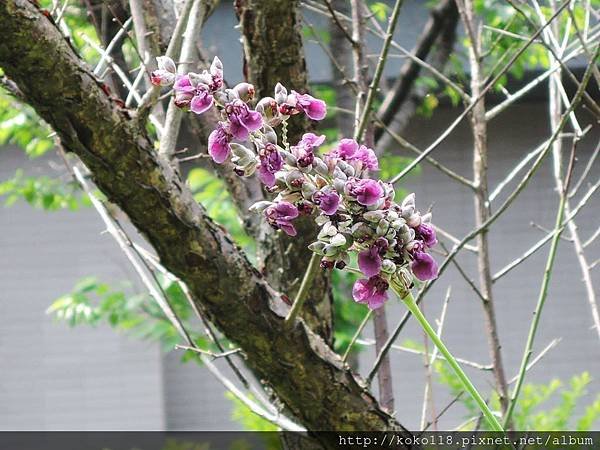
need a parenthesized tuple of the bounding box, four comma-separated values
(342, 310, 372, 362)
(285, 252, 321, 326)
(396, 288, 504, 432)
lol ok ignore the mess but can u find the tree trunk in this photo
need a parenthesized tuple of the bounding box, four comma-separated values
(236, 0, 333, 343)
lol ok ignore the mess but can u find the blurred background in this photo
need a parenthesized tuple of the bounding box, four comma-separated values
(1, 0, 599, 431)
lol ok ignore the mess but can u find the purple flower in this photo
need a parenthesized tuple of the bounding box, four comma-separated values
(326, 139, 379, 171)
(190, 84, 214, 114)
(173, 75, 196, 108)
(172, 75, 214, 114)
(258, 143, 283, 187)
(208, 123, 231, 163)
(312, 189, 340, 215)
(291, 91, 327, 120)
(354, 145, 379, 171)
(150, 56, 176, 86)
(411, 251, 438, 281)
(352, 275, 389, 310)
(416, 223, 437, 248)
(265, 202, 299, 236)
(358, 247, 381, 278)
(345, 178, 384, 206)
(208, 56, 224, 91)
(225, 99, 263, 140)
(292, 133, 325, 167)
(357, 238, 388, 277)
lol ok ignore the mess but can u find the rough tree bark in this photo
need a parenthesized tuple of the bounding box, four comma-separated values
(0, 1, 413, 446)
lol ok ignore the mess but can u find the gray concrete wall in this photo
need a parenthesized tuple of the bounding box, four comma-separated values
(0, 149, 166, 430)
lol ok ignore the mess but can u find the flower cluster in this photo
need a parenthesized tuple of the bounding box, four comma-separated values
(152, 56, 438, 310)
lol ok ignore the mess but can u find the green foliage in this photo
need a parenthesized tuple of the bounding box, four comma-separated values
(47, 276, 218, 355)
(377, 153, 418, 186)
(226, 392, 282, 450)
(0, 91, 53, 158)
(0, 169, 89, 211)
(187, 168, 254, 256)
(332, 267, 365, 354)
(226, 392, 278, 433)
(369, 2, 390, 22)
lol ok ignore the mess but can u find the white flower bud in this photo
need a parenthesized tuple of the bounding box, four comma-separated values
(376, 219, 390, 236)
(330, 233, 347, 247)
(280, 150, 298, 166)
(274, 83, 288, 103)
(248, 201, 273, 213)
(301, 181, 317, 199)
(313, 158, 329, 177)
(157, 56, 176, 73)
(381, 259, 397, 274)
(363, 210, 385, 222)
(308, 241, 326, 255)
(402, 193, 416, 208)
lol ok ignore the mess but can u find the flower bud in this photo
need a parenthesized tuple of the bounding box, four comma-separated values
(363, 210, 385, 222)
(376, 219, 390, 236)
(313, 157, 329, 177)
(402, 193, 415, 209)
(330, 233, 347, 247)
(233, 82, 255, 102)
(230, 143, 254, 159)
(406, 213, 421, 228)
(332, 167, 347, 181)
(249, 201, 273, 213)
(274, 83, 288, 103)
(351, 222, 372, 241)
(381, 259, 397, 274)
(256, 97, 280, 124)
(323, 245, 338, 257)
(188, 71, 212, 87)
(285, 170, 304, 189)
(301, 181, 317, 199)
(333, 178, 346, 194)
(277, 149, 296, 167)
(308, 241, 326, 255)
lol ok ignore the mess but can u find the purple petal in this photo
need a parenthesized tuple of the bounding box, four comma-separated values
(416, 223, 437, 247)
(337, 139, 359, 158)
(352, 278, 373, 304)
(293, 91, 327, 120)
(190, 93, 213, 115)
(208, 128, 230, 164)
(278, 222, 297, 237)
(355, 145, 379, 171)
(356, 180, 384, 206)
(319, 191, 340, 215)
(229, 118, 249, 140)
(367, 290, 388, 310)
(258, 165, 276, 187)
(411, 251, 439, 281)
(275, 202, 299, 221)
(174, 75, 195, 93)
(239, 109, 263, 132)
(358, 247, 382, 277)
(352, 277, 389, 309)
